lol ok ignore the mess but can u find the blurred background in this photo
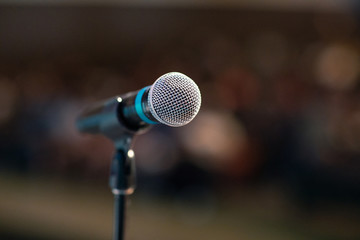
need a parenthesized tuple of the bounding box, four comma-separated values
(1, 0, 360, 239)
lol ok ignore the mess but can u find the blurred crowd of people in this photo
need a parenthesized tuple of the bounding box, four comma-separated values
(0, 7, 360, 209)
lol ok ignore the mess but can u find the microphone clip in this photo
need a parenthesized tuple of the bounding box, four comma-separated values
(109, 137, 136, 196)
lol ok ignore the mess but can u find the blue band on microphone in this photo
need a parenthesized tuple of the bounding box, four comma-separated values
(135, 87, 158, 124)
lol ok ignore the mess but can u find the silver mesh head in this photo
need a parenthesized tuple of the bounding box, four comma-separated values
(148, 72, 201, 127)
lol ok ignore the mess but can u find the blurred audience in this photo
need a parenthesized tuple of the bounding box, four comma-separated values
(0, 7, 360, 213)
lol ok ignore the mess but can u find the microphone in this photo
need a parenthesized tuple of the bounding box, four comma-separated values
(76, 72, 201, 140)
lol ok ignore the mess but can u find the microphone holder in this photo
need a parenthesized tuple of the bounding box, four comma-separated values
(108, 135, 136, 240)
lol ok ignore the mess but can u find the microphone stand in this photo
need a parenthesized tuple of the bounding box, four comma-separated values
(109, 136, 136, 240)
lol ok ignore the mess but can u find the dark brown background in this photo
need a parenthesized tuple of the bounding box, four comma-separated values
(0, 3, 360, 240)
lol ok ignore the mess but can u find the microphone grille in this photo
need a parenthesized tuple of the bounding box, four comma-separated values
(148, 72, 201, 127)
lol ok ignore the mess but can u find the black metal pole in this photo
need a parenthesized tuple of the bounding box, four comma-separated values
(109, 146, 136, 240)
(113, 194, 126, 240)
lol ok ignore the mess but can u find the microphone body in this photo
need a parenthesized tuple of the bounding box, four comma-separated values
(76, 72, 201, 142)
(77, 87, 154, 139)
